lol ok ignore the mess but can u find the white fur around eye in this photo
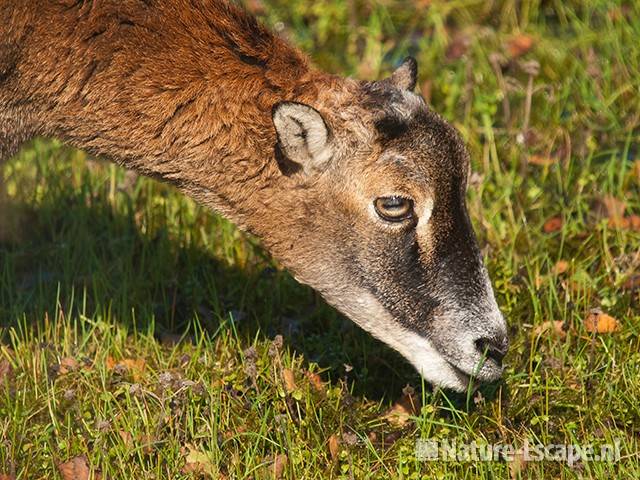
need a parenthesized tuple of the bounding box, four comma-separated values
(417, 198, 434, 232)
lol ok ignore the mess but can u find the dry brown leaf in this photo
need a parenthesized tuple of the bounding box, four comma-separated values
(58, 456, 99, 480)
(584, 310, 619, 334)
(106, 356, 146, 381)
(139, 434, 155, 455)
(304, 370, 325, 394)
(543, 216, 563, 233)
(528, 154, 556, 167)
(629, 215, 640, 230)
(273, 453, 287, 479)
(118, 430, 133, 448)
(532, 321, 567, 339)
(602, 195, 626, 221)
(328, 434, 340, 461)
(0, 474, 16, 480)
(553, 260, 569, 275)
(608, 214, 640, 230)
(59, 357, 79, 375)
(282, 368, 296, 393)
(507, 34, 534, 57)
(623, 274, 640, 290)
(383, 385, 420, 427)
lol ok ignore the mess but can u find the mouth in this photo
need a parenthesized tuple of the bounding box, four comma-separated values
(441, 357, 504, 392)
(406, 338, 505, 392)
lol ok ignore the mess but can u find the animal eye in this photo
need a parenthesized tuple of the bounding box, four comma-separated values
(374, 196, 414, 222)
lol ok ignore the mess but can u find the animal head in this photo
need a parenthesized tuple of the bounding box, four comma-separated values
(265, 58, 508, 391)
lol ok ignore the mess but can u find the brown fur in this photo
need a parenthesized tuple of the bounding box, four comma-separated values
(0, 0, 508, 390)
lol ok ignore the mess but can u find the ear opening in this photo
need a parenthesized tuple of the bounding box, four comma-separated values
(272, 101, 333, 176)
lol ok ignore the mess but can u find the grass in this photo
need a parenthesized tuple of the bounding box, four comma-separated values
(1, 0, 640, 478)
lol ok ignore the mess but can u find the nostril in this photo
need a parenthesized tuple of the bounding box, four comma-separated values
(475, 336, 509, 364)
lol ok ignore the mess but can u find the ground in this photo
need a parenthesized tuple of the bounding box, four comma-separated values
(1, 1, 639, 479)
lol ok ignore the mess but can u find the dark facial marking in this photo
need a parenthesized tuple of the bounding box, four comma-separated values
(374, 115, 409, 143)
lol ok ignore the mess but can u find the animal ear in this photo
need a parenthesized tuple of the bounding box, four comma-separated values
(387, 56, 418, 91)
(272, 102, 333, 176)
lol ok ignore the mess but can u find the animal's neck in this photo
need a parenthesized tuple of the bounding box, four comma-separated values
(9, 0, 338, 227)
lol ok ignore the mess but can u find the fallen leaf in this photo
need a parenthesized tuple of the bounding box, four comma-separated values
(0, 474, 16, 480)
(328, 434, 340, 461)
(118, 430, 133, 448)
(553, 260, 569, 275)
(603, 195, 627, 220)
(304, 370, 325, 394)
(532, 321, 567, 339)
(584, 309, 619, 334)
(182, 445, 216, 477)
(106, 356, 146, 381)
(139, 434, 156, 455)
(59, 357, 79, 375)
(282, 368, 296, 393)
(543, 216, 563, 233)
(383, 385, 420, 427)
(58, 456, 100, 480)
(622, 274, 640, 290)
(528, 154, 556, 167)
(273, 454, 287, 479)
(507, 34, 534, 57)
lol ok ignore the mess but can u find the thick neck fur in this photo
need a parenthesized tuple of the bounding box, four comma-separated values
(1, 0, 348, 231)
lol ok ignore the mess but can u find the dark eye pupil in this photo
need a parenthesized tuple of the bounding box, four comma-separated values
(384, 197, 403, 208)
(374, 196, 414, 222)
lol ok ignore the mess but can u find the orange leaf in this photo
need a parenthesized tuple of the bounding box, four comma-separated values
(58, 456, 99, 480)
(282, 368, 296, 393)
(507, 34, 534, 57)
(106, 357, 146, 381)
(528, 154, 556, 167)
(118, 430, 133, 448)
(623, 274, 640, 290)
(273, 454, 287, 479)
(59, 357, 79, 375)
(553, 260, 569, 275)
(532, 320, 567, 339)
(602, 195, 626, 221)
(383, 385, 420, 427)
(628, 215, 640, 230)
(304, 370, 325, 394)
(584, 310, 619, 334)
(328, 434, 340, 461)
(543, 216, 563, 233)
